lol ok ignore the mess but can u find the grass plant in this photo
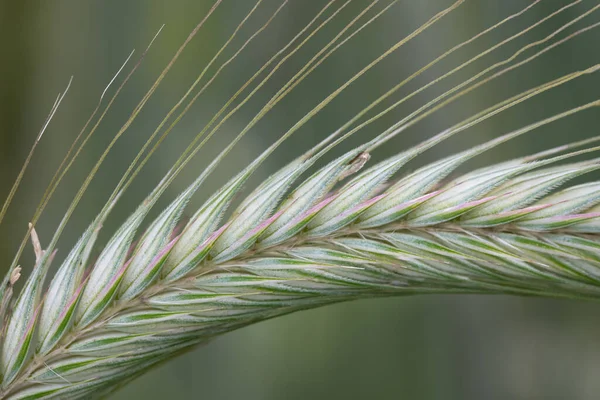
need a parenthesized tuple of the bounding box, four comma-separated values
(1, 1, 600, 398)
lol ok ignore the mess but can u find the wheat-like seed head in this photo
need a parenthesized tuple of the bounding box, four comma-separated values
(1, 1, 600, 398)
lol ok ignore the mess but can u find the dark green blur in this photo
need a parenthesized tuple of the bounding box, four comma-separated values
(1, 1, 600, 399)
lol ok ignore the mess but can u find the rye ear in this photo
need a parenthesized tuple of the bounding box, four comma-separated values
(1, 1, 600, 398)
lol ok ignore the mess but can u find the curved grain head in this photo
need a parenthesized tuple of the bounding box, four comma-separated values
(1, 1, 600, 398)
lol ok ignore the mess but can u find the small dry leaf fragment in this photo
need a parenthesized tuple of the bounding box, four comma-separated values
(29, 223, 44, 263)
(10, 267, 22, 286)
(339, 152, 371, 180)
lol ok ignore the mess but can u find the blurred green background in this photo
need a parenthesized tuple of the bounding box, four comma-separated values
(1, 0, 600, 399)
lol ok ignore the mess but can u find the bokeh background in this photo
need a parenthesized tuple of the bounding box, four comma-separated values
(1, 0, 600, 399)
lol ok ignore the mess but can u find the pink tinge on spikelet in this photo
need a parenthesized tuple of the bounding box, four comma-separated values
(447, 195, 499, 212)
(359, 191, 443, 227)
(170, 216, 190, 241)
(140, 235, 181, 277)
(57, 281, 86, 322)
(96, 258, 134, 300)
(390, 190, 442, 211)
(523, 203, 554, 213)
(495, 203, 553, 217)
(546, 212, 600, 223)
(18, 300, 44, 355)
(198, 222, 231, 251)
(218, 210, 288, 259)
(164, 224, 233, 281)
(338, 193, 387, 218)
(245, 209, 286, 239)
(288, 194, 339, 225)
